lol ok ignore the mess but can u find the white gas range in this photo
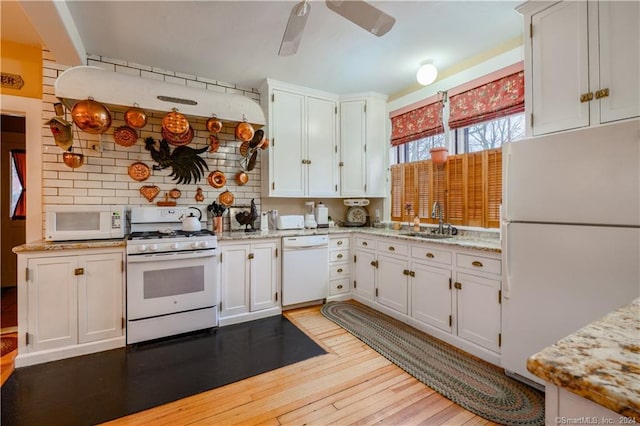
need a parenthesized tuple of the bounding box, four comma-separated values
(126, 206, 219, 344)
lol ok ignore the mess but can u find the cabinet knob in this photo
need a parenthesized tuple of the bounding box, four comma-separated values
(337, 240, 343, 245)
(388, 246, 395, 251)
(248, 253, 255, 260)
(337, 284, 343, 290)
(426, 253, 435, 258)
(471, 260, 483, 268)
(74, 268, 84, 276)
(339, 161, 344, 167)
(403, 269, 410, 276)
(337, 268, 343, 273)
(454, 282, 462, 290)
(370, 260, 378, 268)
(362, 241, 368, 246)
(580, 92, 594, 103)
(595, 88, 610, 99)
(337, 254, 343, 259)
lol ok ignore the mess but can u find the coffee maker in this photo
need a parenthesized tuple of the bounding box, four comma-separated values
(304, 201, 317, 229)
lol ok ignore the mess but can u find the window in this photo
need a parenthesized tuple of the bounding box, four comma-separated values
(456, 112, 525, 154)
(394, 133, 445, 163)
(10, 149, 26, 220)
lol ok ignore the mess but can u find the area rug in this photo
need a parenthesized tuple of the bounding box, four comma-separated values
(321, 301, 544, 426)
(1, 336, 17, 357)
(1, 315, 326, 426)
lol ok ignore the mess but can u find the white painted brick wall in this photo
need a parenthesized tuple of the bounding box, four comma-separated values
(42, 51, 263, 232)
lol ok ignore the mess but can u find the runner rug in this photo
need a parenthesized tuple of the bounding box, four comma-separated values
(321, 301, 544, 426)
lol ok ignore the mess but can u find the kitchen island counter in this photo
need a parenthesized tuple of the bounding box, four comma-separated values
(527, 297, 640, 421)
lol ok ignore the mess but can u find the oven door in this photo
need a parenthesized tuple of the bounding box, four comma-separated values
(126, 251, 218, 320)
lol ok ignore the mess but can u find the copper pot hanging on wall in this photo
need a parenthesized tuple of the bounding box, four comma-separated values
(70, 98, 112, 134)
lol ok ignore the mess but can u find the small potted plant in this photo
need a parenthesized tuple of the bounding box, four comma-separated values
(429, 146, 448, 165)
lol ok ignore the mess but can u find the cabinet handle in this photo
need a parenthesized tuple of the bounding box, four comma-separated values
(595, 88, 609, 99)
(337, 284, 343, 290)
(337, 254, 343, 259)
(337, 240, 343, 245)
(337, 268, 344, 273)
(426, 252, 435, 258)
(307, 159, 311, 164)
(388, 246, 395, 251)
(362, 241, 368, 246)
(74, 268, 84, 276)
(339, 161, 344, 167)
(410, 271, 415, 278)
(471, 261, 483, 268)
(370, 260, 378, 268)
(454, 282, 462, 290)
(248, 253, 254, 260)
(580, 92, 594, 103)
(403, 269, 411, 276)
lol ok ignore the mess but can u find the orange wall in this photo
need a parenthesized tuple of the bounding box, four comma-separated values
(0, 40, 42, 99)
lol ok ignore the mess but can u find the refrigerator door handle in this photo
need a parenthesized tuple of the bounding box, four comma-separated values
(503, 221, 511, 299)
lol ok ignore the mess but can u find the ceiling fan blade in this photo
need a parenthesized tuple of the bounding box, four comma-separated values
(279, 1, 311, 56)
(325, 0, 395, 37)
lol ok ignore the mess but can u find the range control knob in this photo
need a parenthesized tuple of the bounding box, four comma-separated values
(200, 241, 209, 248)
(191, 241, 200, 249)
(149, 244, 158, 252)
(138, 244, 148, 252)
(170, 243, 180, 250)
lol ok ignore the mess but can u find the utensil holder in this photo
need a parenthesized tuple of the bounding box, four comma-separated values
(214, 216, 223, 233)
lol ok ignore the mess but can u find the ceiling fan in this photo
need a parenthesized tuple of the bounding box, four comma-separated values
(279, 0, 396, 56)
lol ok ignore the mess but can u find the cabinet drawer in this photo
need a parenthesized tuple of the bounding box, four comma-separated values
(329, 278, 350, 295)
(376, 240, 408, 257)
(330, 250, 350, 262)
(330, 237, 350, 249)
(411, 246, 452, 265)
(355, 237, 376, 250)
(330, 263, 350, 278)
(456, 253, 501, 275)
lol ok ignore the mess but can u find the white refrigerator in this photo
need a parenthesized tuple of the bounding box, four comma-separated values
(501, 119, 640, 387)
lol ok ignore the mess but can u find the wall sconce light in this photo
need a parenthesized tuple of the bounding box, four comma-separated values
(416, 62, 438, 86)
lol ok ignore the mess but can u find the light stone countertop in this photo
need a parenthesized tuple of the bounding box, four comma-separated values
(12, 226, 501, 254)
(526, 298, 640, 421)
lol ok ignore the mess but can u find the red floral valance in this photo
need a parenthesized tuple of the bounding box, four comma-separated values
(448, 71, 524, 129)
(391, 101, 443, 147)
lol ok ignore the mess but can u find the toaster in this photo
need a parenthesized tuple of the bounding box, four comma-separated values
(276, 215, 305, 230)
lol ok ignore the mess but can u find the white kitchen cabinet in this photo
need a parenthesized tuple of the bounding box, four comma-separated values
(455, 272, 501, 352)
(16, 248, 125, 367)
(260, 80, 339, 197)
(219, 239, 280, 325)
(328, 235, 350, 300)
(353, 236, 376, 302)
(411, 262, 452, 333)
(376, 253, 409, 315)
(339, 94, 388, 197)
(519, 0, 639, 135)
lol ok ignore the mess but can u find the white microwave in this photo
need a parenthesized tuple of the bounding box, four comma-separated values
(45, 205, 126, 241)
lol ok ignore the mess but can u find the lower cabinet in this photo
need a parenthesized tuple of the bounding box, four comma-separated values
(353, 236, 377, 302)
(328, 234, 351, 300)
(411, 262, 453, 333)
(16, 248, 125, 367)
(219, 239, 280, 325)
(455, 272, 502, 352)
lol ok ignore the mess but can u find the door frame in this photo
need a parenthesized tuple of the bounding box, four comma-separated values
(0, 95, 42, 243)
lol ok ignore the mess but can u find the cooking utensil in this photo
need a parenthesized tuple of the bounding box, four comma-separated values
(195, 187, 205, 202)
(219, 190, 234, 207)
(128, 162, 151, 181)
(169, 188, 182, 199)
(62, 150, 84, 168)
(235, 171, 249, 185)
(260, 138, 269, 150)
(71, 98, 112, 134)
(124, 104, 148, 129)
(241, 149, 259, 171)
(45, 116, 73, 151)
(207, 201, 227, 217)
(235, 120, 254, 142)
(249, 129, 265, 148)
(181, 207, 202, 232)
(207, 170, 226, 188)
(162, 108, 189, 136)
(206, 115, 223, 133)
(209, 134, 220, 152)
(140, 185, 160, 202)
(114, 125, 138, 147)
(156, 193, 177, 207)
(239, 141, 249, 157)
(162, 125, 194, 146)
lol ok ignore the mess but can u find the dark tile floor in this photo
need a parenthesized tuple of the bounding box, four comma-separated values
(1, 315, 326, 426)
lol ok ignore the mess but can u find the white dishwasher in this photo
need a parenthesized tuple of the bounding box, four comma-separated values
(282, 235, 329, 307)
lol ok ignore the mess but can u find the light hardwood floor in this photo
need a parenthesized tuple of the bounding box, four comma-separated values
(105, 305, 500, 425)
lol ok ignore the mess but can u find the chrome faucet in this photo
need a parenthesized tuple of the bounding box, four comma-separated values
(431, 201, 444, 234)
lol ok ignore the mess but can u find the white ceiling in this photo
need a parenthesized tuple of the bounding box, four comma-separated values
(4, 1, 524, 98)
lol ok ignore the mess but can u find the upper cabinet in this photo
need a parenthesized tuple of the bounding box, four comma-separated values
(518, 1, 639, 136)
(260, 79, 388, 198)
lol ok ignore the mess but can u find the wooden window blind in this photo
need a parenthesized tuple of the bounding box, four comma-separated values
(391, 147, 502, 228)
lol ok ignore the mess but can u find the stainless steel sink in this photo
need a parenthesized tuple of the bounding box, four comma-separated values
(401, 232, 453, 239)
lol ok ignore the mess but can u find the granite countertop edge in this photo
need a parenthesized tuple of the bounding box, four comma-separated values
(526, 298, 640, 421)
(12, 227, 501, 254)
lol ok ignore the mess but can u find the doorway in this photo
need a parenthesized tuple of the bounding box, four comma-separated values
(1, 114, 26, 332)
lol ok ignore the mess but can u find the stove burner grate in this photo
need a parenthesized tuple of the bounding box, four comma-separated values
(128, 230, 215, 240)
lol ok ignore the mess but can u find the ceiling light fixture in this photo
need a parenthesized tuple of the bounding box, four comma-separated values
(416, 62, 438, 86)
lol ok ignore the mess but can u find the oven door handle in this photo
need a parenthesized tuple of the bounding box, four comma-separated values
(127, 251, 217, 263)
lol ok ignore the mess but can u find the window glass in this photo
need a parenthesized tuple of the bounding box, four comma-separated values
(456, 113, 525, 153)
(394, 133, 445, 164)
(10, 151, 24, 219)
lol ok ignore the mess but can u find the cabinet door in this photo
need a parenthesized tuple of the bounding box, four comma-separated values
(220, 244, 251, 317)
(27, 257, 78, 351)
(531, 1, 589, 135)
(365, 96, 388, 197)
(250, 242, 278, 312)
(456, 272, 501, 352)
(340, 100, 366, 196)
(78, 252, 124, 344)
(411, 262, 452, 333)
(307, 96, 338, 196)
(271, 89, 305, 196)
(377, 254, 408, 314)
(597, 1, 640, 123)
(354, 249, 376, 301)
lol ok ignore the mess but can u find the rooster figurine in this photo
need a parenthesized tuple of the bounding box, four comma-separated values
(144, 137, 209, 184)
(235, 199, 259, 232)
